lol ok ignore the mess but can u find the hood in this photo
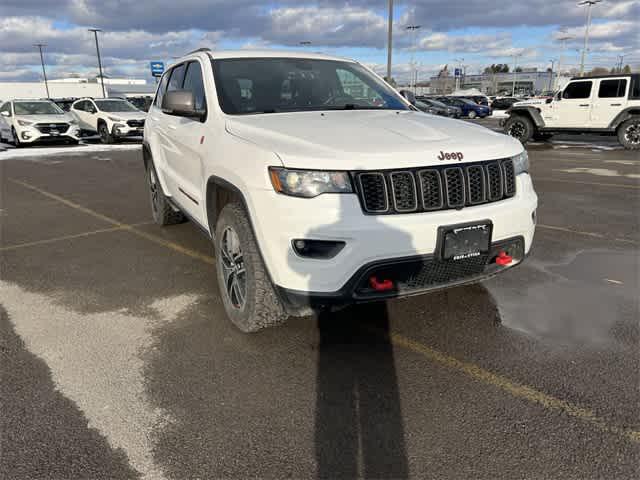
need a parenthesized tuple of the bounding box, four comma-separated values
(102, 111, 146, 121)
(15, 113, 74, 124)
(226, 110, 522, 170)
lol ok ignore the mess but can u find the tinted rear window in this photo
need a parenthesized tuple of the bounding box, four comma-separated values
(598, 79, 627, 98)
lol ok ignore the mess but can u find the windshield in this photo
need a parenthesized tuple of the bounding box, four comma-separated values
(212, 58, 408, 114)
(94, 99, 139, 113)
(459, 98, 477, 105)
(14, 101, 64, 115)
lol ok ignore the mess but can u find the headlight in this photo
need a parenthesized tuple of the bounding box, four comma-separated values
(269, 167, 353, 198)
(107, 116, 122, 122)
(511, 150, 529, 175)
(17, 119, 33, 126)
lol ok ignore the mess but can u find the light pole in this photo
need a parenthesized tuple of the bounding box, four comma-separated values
(33, 43, 50, 99)
(88, 28, 106, 98)
(406, 25, 421, 92)
(578, 0, 602, 77)
(617, 54, 625, 73)
(555, 33, 572, 90)
(548, 59, 556, 91)
(512, 54, 521, 96)
(386, 0, 394, 83)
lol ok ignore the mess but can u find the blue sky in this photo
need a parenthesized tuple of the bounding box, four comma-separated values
(1, 1, 637, 82)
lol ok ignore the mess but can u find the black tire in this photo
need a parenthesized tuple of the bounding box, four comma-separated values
(617, 117, 640, 150)
(145, 160, 185, 226)
(214, 202, 287, 332)
(98, 122, 114, 144)
(504, 115, 534, 144)
(11, 127, 22, 147)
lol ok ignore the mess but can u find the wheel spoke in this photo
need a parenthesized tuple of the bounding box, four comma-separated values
(218, 226, 247, 309)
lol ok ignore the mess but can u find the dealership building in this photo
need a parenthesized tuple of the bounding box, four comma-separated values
(459, 70, 571, 95)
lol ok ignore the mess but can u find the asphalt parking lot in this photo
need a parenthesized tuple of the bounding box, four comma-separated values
(1, 127, 638, 479)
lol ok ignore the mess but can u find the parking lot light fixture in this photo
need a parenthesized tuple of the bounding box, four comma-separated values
(88, 28, 106, 98)
(578, 0, 602, 77)
(34, 43, 50, 99)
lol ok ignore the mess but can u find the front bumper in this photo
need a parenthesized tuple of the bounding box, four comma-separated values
(277, 236, 525, 313)
(112, 123, 144, 138)
(249, 173, 537, 296)
(16, 124, 80, 143)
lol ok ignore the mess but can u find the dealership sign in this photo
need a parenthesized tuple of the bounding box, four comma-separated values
(150, 61, 165, 77)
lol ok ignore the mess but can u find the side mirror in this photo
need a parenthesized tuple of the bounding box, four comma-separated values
(162, 90, 203, 119)
(399, 89, 416, 106)
(0, 111, 9, 117)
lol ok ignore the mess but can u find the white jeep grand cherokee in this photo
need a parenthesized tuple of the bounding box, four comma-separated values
(144, 49, 538, 332)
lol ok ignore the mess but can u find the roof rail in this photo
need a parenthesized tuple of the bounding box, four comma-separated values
(185, 47, 211, 56)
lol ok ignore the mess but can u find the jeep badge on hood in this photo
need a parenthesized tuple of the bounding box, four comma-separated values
(437, 151, 464, 161)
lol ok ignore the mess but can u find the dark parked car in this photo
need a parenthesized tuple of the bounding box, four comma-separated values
(459, 95, 490, 106)
(416, 97, 461, 118)
(436, 97, 492, 119)
(491, 97, 521, 110)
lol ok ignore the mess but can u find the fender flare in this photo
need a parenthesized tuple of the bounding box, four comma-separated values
(609, 107, 640, 130)
(205, 175, 282, 293)
(507, 106, 545, 129)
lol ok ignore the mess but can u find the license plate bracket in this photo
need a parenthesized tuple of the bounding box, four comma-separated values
(437, 220, 492, 261)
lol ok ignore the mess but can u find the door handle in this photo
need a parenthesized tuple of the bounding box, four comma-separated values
(579, 104, 590, 107)
(610, 103, 622, 106)
(167, 125, 177, 130)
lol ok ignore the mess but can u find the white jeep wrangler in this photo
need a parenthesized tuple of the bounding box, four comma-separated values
(504, 74, 640, 149)
(144, 49, 538, 332)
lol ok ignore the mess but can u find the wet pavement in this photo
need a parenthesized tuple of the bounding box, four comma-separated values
(1, 137, 638, 479)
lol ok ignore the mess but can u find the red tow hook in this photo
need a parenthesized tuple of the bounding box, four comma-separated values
(495, 251, 513, 266)
(370, 276, 394, 291)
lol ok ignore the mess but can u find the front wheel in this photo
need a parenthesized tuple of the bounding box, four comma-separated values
(467, 110, 477, 119)
(215, 203, 287, 332)
(11, 127, 22, 147)
(146, 160, 185, 226)
(98, 123, 115, 144)
(504, 115, 534, 144)
(617, 117, 640, 150)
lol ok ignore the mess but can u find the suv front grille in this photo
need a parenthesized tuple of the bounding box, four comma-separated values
(127, 119, 145, 127)
(36, 123, 69, 134)
(353, 159, 516, 215)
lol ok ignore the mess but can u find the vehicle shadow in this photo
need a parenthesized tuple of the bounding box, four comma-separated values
(289, 194, 414, 479)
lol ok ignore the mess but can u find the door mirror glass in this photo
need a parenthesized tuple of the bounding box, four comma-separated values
(399, 90, 416, 105)
(162, 90, 202, 118)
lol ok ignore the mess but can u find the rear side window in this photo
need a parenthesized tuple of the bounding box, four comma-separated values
(183, 61, 206, 111)
(154, 72, 170, 108)
(167, 64, 186, 92)
(630, 76, 640, 100)
(598, 79, 627, 98)
(563, 81, 592, 99)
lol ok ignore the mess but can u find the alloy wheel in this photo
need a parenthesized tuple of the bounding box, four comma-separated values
(148, 168, 159, 214)
(220, 226, 247, 309)
(508, 121, 526, 139)
(624, 122, 640, 145)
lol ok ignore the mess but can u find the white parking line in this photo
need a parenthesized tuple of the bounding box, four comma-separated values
(0, 144, 141, 160)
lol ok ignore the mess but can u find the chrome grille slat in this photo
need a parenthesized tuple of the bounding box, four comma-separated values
(355, 159, 515, 215)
